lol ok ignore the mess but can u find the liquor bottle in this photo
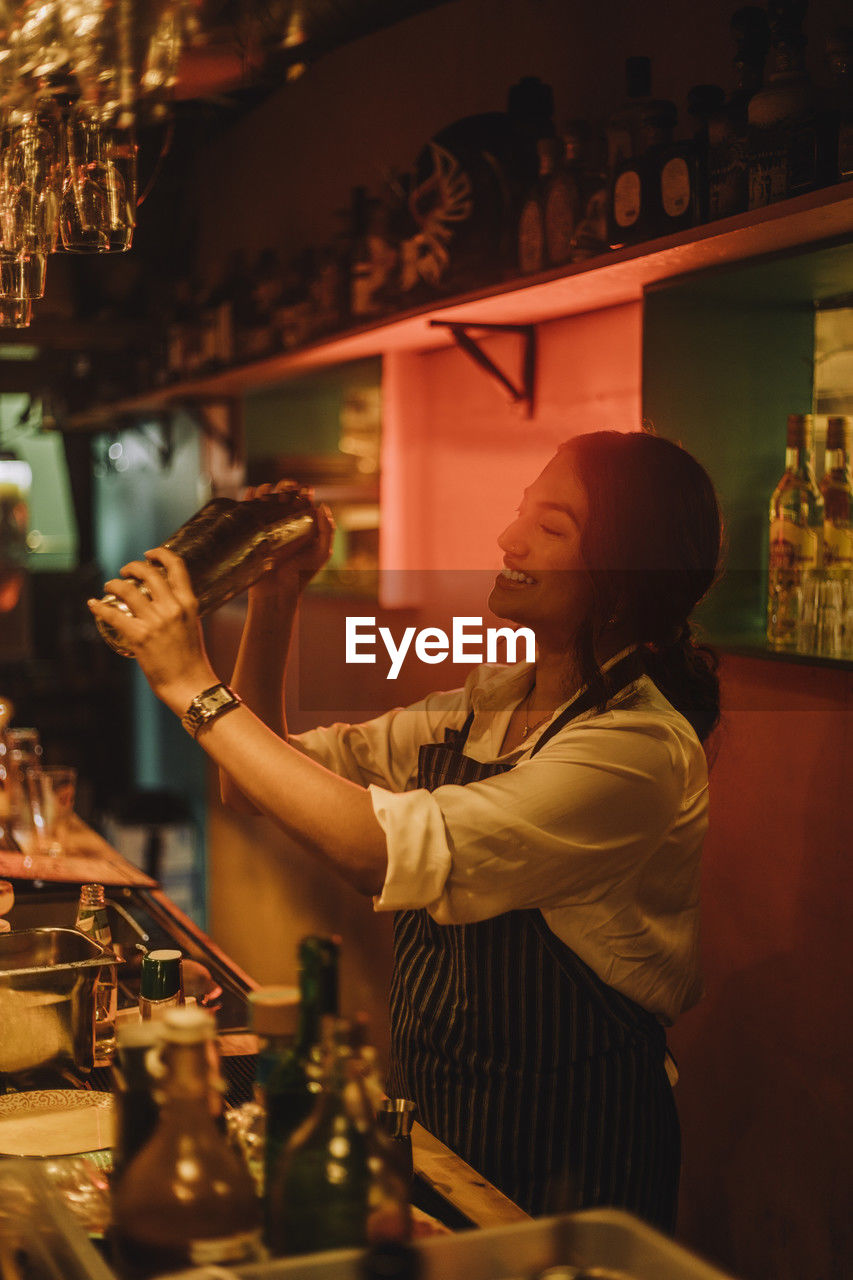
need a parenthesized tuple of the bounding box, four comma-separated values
(349, 186, 381, 321)
(251, 936, 341, 1222)
(111, 1021, 163, 1184)
(94, 485, 318, 655)
(75, 883, 118, 1065)
(767, 413, 824, 649)
(821, 416, 853, 569)
(517, 137, 561, 274)
(824, 28, 853, 183)
(266, 1016, 410, 1258)
(707, 6, 771, 220)
(655, 84, 726, 234)
(747, 0, 825, 208)
(543, 122, 588, 267)
(111, 1007, 263, 1279)
(606, 58, 677, 246)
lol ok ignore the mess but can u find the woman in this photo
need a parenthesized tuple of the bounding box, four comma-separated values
(88, 429, 722, 1230)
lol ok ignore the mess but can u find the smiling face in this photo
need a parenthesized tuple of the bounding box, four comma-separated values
(488, 448, 594, 652)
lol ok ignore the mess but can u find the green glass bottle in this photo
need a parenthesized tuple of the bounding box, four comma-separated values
(267, 1015, 370, 1257)
(253, 938, 340, 1243)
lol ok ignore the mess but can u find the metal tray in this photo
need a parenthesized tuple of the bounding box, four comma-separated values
(0, 928, 117, 1076)
(155, 1210, 738, 1280)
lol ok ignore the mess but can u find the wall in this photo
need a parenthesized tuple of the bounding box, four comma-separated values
(670, 654, 852, 1280)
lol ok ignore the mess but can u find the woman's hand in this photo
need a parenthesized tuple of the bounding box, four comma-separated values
(88, 548, 217, 712)
(244, 482, 336, 604)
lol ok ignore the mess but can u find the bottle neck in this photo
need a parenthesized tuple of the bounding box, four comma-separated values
(824, 447, 851, 478)
(159, 1040, 215, 1104)
(785, 442, 816, 475)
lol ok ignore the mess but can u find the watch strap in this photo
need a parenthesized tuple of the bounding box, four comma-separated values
(181, 683, 242, 738)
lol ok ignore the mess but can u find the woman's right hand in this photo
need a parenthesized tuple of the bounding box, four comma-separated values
(245, 482, 336, 602)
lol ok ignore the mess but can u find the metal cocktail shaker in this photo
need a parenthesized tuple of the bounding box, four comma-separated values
(94, 483, 318, 656)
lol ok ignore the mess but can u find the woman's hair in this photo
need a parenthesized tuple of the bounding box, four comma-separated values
(561, 429, 723, 744)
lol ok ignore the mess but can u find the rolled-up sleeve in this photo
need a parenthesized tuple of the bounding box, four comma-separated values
(290, 684, 472, 791)
(372, 713, 694, 924)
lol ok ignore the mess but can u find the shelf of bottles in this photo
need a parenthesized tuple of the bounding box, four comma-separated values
(65, 0, 853, 431)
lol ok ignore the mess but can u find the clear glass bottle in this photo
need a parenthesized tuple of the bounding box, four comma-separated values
(266, 1016, 410, 1258)
(110, 1006, 263, 1280)
(517, 137, 560, 275)
(821, 416, 853, 657)
(543, 123, 587, 267)
(94, 485, 317, 655)
(74, 883, 118, 1065)
(767, 413, 824, 649)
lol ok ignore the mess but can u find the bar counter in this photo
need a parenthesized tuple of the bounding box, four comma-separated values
(0, 820, 529, 1235)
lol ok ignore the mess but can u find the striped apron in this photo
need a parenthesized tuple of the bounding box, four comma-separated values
(388, 652, 682, 1229)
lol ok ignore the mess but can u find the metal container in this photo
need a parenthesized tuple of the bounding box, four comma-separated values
(0, 927, 120, 1075)
(95, 484, 318, 655)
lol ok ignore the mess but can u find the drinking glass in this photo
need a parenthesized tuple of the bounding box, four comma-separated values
(0, 298, 32, 327)
(0, 250, 47, 300)
(0, 103, 63, 255)
(797, 568, 844, 658)
(61, 108, 137, 253)
(20, 764, 77, 857)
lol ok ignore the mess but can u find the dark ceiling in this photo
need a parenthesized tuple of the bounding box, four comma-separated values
(180, 0, 458, 104)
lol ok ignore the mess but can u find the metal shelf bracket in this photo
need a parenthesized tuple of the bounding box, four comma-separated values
(429, 320, 537, 417)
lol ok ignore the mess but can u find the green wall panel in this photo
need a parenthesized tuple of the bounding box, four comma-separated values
(643, 278, 817, 643)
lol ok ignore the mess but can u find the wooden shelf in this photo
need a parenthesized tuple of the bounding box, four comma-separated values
(64, 181, 853, 432)
(715, 636, 853, 672)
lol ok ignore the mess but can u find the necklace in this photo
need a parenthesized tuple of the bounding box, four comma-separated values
(521, 686, 552, 739)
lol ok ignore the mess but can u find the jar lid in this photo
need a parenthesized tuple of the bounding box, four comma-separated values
(249, 985, 300, 1037)
(162, 1005, 215, 1043)
(116, 1020, 164, 1050)
(140, 948, 183, 1000)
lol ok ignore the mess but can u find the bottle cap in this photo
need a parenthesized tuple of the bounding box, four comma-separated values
(116, 1020, 164, 1051)
(161, 1005, 216, 1043)
(140, 948, 183, 1000)
(248, 985, 301, 1037)
(826, 416, 850, 451)
(79, 883, 106, 907)
(787, 413, 813, 448)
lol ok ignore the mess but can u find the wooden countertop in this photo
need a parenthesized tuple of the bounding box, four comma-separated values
(412, 1122, 530, 1229)
(0, 816, 156, 888)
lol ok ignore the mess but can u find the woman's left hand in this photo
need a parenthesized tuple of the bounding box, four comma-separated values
(88, 548, 217, 712)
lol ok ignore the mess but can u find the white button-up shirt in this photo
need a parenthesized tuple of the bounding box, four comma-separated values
(292, 657, 708, 1023)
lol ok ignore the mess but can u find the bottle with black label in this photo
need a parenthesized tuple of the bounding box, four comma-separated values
(748, 0, 824, 207)
(707, 6, 771, 220)
(656, 84, 726, 233)
(606, 57, 678, 246)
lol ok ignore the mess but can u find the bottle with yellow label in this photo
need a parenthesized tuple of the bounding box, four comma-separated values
(767, 413, 824, 649)
(820, 416, 853, 657)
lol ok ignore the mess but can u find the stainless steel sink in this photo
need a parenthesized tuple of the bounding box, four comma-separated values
(4, 885, 253, 1034)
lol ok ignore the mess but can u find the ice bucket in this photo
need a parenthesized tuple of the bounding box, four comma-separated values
(0, 928, 120, 1075)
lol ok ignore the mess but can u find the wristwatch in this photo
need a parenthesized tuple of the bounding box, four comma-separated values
(181, 683, 242, 738)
